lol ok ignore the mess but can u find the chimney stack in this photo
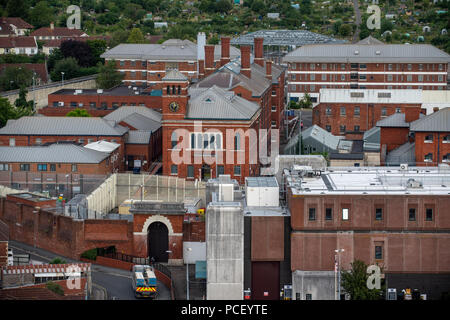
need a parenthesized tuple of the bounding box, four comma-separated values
(265, 60, 272, 80)
(204, 45, 215, 77)
(220, 37, 230, 66)
(240, 46, 251, 78)
(254, 37, 264, 67)
(50, 22, 54, 30)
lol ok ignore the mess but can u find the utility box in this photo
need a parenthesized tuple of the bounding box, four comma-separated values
(387, 288, 397, 300)
(245, 177, 279, 207)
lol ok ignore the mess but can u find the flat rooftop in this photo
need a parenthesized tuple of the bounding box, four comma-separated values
(287, 166, 450, 195)
(51, 86, 151, 96)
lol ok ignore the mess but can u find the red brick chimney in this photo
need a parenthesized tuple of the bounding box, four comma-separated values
(220, 37, 230, 66)
(240, 46, 251, 78)
(265, 60, 272, 80)
(405, 107, 420, 123)
(198, 60, 205, 78)
(204, 45, 215, 77)
(254, 37, 264, 67)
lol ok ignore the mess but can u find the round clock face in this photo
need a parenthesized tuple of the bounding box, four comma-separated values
(169, 101, 180, 112)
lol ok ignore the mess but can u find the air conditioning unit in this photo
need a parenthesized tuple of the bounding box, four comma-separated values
(97, 89, 103, 94)
(58, 101, 64, 106)
(407, 178, 422, 188)
(400, 163, 408, 170)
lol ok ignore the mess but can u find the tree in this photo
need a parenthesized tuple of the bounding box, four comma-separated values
(6, 0, 29, 19)
(127, 28, 146, 44)
(60, 40, 95, 68)
(50, 58, 81, 82)
(96, 60, 124, 89)
(0, 66, 33, 91)
(47, 48, 64, 73)
(109, 29, 130, 48)
(14, 86, 34, 110)
(49, 257, 67, 264)
(86, 39, 108, 65)
(66, 109, 91, 117)
(338, 23, 353, 37)
(0, 96, 34, 128)
(341, 260, 385, 300)
(298, 93, 312, 109)
(29, 1, 55, 29)
(46, 281, 65, 296)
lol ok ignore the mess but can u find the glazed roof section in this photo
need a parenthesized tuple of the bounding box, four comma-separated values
(287, 167, 450, 195)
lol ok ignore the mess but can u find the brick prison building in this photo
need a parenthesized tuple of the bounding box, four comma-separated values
(283, 43, 450, 103)
(285, 166, 450, 300)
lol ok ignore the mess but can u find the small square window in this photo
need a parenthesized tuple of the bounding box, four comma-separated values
(217, 165, 225, 176)
(309, 208, 316, 221)
(425, 208, 433, 221)
(305, 294, 312, 300)
(50, 164, 56, 172)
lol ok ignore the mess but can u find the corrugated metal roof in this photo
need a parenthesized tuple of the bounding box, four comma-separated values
(409, 107, 450, 132)
(0, 116, 128, 136)
(162, 69, 188, 81)
(121, 113, 161, 132)
(84, 140, 120, 152)
(357, 36, 384, 45)
(186, 85, 260, 120)
(283, 44, 450, 63)
(302, 125, 340, 150)
(363, 126, 380, 144)
(103, 106, 162, 123)
(0, 144, 110, 163)
(126, 130, 151, 144)
(376, 113, 409, 128)
(385, 142, 415, 165)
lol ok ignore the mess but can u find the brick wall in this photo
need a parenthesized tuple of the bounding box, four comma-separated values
(415, 132, 450, 166)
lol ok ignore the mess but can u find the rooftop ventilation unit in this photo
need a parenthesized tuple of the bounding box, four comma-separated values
(354, 50, 359, 55)
(407, 178, 422, 188)
(400, 163, 408, 170)
(97, 89, 103, 94)
(375, 50, 381, 55)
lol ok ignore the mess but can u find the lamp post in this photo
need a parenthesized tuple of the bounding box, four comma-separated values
(334, 248, 345, 300)
(185, 247, 192, 300)
(61, 72, 65, 86)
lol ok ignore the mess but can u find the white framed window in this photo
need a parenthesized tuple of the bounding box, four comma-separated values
(9, 138, 15, 146)
(190, 132, 222, 150)
(342, 208, 349, 220)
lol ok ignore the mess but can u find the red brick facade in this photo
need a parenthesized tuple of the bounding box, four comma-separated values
(414, 132, 450, 166)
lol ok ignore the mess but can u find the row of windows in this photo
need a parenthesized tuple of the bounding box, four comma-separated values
(170, 165, 241, 177)
(291, 73, 445, 82)
(424, 153, 450, 162)
(424, 134, 450, 143)
(52, 101, 146, 108)
(325, 106, 403, 117)
(18, 163, 78, 172)
(324, 125, 360, 133)
(307, 207, 435, 221)
(290, 63, 445, 71)
(289, 84, 444, 91)
(171, 132, 246, 151)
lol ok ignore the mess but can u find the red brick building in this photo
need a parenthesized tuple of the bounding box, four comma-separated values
(43, 87, 162, 117)
(283, 43, 450, 102)
(313, 89, 423, 136)
(285, 167, 450, 300)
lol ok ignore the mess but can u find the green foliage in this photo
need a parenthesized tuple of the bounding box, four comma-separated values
(0, 66, 33, 91)
(29, 1, 55, 29)
(47, 48, 64, 73)
(46, 281, 65, 296)
(96, 60, 124, 89)
(338, 23, 353, 37)
(86, 39, 108, 65)
(14, 86, 34, 110)
(298, 93, 312, 109)
(66, 109, 91, 117)
(49, 257, 67, 264)
(50, 57, 80, 81)
(341, 260, 385, 300)
(0, 96, 34, 128)
(127, 28, 146, 44)
(6, 0, 29, 19)
(81, 248, 97, 261)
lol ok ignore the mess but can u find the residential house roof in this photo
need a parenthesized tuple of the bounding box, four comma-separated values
(0, 143, 111, 164)
(0, 17, 33, 36)
(0, 116, 128, 136)
(0, 36, 37, 48)
(186, 85, 260, 120)
(31, 27, 87, 38)
(409, 107, 450, 132)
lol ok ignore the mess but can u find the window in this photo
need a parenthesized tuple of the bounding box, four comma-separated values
(310, 64, 315, 70)
(20, 164, 30, 171)
(409, 208, 416, 221)
(326, 107, 332, 115)
(171, 131, 178, 149)
(339, 125, 346, 133)
(424, 135, 433, 143)
(395, 107, 401, 113)
(321, 64, 327, 70)
(443, 135, 450, 143)
(388, 64, 392, 71)
(375, 208, 383, 220)
(354, 125, 360, 132)
(78, 139, 85, 144)
(359, 64, 366, 69)
(342, 208, 349, 220)
(321, 74, 327, 81)
(71, 164, 77, 172)
(142, 71, 146, 78)
(35, 138, 42, 145)
(310, 74, 315, 81)
(9, 138, 15, 146)
(310, 84, 315, 91)
(381, 107, 387, 116)
(424, 153, 433, 162)
(419, 64, 423, 71)
(0, 164, 9, 171)
(425, 208, 433, 221)
(308, 208, 316, 221)
(119, 60, 124, 66)
(234, 165, 241, 176)
(325, 208, 332, 220)
(359, 74, 366, 80)
(418, 75, 423, 82)
(217, 165, 225, 176)
(130, 60, 136, 67)
(53, 101, 58, 107)
(438, 75, 443, 82)
(443, 153, 450, 162)
(271, 105, 277, 112)
(407, 64, 412, 71)
(438, 64, 443, 71)
(171, 165, 178, 175)
(271, 121, 276, 128)
(187, 165, 194, 178)
(130, 71, 136, 78)
(142, 61, 146, 67)
(234, 133, 241, 150)
(50, 164, 56, 172)
(325, 125, 331, 132)
(89, 102, 96, 108)
(305, 294, 312, 300)
(351, 63, 358, 69)
(101, 102, 107, 109)
(354, 106, 360, 116)
(375, 246, 383, 259)
(407, 75, 412, 82)
(291, 74, 296, 81)
(37, 164, 47, 171)
(341, 64, 345, 70)
(387, 74, 393, 81)
(341, 74, 345, 81)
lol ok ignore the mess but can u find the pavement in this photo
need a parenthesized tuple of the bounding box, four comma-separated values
(168, 264, 206, 300)
(8, 240, 171, 300)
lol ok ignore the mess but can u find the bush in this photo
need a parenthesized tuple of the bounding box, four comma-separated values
(46, 281, 65, 296)
(49, 257, 67, 264)
(81, 248, 97, 261)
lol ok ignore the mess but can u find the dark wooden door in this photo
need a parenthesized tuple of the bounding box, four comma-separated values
(251, 261, 280, 300)
(148, 222, 169, 263)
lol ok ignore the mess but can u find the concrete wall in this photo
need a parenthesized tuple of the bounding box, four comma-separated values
(1, 75, 97, 109)
(268, 155, 328, 184)
(292, 270, 335, 300)
(206, 202, 244, 300)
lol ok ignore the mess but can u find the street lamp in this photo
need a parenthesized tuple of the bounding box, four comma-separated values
(185, 247, 192, 300)
(61, 72, 65, 86)
(334, 248, 345, 300)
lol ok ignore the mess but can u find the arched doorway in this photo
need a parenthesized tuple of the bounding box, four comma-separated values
(148, 221, 169, 263)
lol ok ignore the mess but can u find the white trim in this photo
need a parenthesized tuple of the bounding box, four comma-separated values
(141, 215, 175, 236)
(287, 70, 447, 75)
(287, 81, 445, 86)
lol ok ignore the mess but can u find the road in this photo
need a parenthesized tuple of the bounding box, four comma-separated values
(8, 240, 171, 300)
(352, 0, 362, 43)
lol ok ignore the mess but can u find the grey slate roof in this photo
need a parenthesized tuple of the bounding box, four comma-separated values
(409, 107, 450, 132)
(385, 142, 416, 166)
(0, 116, 128, 136)
(103, 106, 162, 123)
(186, 85, 260, 120)
(162, 69, 188, 81)
(357, 36, 384, 45)
(363, 126, 380, 144)
(0, 143, 110, 164)
(126, 130, 151, 144)
(121, 113, 161, 132)
(283, 44, 450, 63)
(301, 125, 341, 151)
(230, 29, 345, 46)
(100, 40, 240, 61)
(376, 113, 410, 128)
